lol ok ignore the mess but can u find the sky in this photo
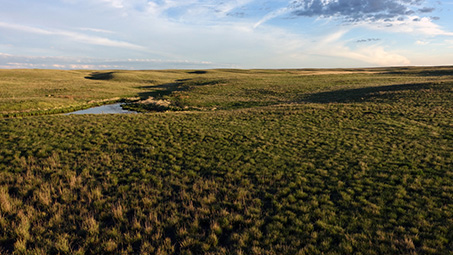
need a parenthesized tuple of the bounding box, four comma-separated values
(1, 0, 453, 69)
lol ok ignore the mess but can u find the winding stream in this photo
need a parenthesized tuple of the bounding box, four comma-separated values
(65, 103, 137, 115)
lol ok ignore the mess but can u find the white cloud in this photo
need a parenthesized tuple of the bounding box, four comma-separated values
(0, 53, 220, 69)
(78, 27, 115, 34)
(316, 44, 411, 66)
(215, 0, 256, 16)
(416, 40, 429, 45)
(254, 7, 291, 29)
(146, 0, 195, 16)
(352, 45, 411, 66)
(0, 22, 145, 50)
(0, 22, 53, 35)
(292, 29, 411, 66)
(320, 30, 349, 44)
(100, 0, 124, 8)
(143, 0, 258, 22)
(360, 16, 453, 36)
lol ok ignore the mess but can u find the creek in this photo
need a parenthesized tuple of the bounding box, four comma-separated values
(65, 103, 137, 115)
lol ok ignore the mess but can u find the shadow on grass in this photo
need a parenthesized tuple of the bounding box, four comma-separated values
(136, 82, 185, 100)
(303, 83, 438, 104)
(139, 81, 187, 90)
(380, 67, 453, 76)
(85, 72, 115, 80)
(187, 70, 208, 74)
(136, 78, 226, 100)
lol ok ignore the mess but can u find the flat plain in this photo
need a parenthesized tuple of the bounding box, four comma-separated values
(0, 67, 452, 254)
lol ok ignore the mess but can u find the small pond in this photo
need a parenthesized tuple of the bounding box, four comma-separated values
(65, 103, 137, 115)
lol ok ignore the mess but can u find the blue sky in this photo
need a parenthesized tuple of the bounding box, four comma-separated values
(1, 0, 452, 69)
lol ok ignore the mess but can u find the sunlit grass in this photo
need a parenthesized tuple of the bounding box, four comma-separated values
(2, 66, 452, 116)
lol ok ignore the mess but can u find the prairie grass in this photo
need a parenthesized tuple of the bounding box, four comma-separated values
(0, 66, 452, 254)
(2, 66, 452, 116)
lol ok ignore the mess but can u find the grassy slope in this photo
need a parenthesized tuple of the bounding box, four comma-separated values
(0, 69, 187, 115)
(0, 67, 452, 254)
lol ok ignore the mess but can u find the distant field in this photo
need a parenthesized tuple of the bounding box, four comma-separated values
(0, 67, 452, 254)
(1, 66, 452, 116)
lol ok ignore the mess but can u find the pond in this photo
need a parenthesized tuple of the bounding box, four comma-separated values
(65, 103, 137, 115)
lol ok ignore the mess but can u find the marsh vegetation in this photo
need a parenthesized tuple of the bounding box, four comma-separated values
(0, 67, 452, 254)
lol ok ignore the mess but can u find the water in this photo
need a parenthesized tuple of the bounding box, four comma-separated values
(65, 103, 137, 115)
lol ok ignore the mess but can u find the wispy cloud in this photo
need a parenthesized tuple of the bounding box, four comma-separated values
(99, 0, 124, 9)
(361, 16, 453, 36)
(0, 53, 220, 70)
(144, 0, 256, 21)
(254, 7, 291, 29)
(0, 22, 53, 35)
(213, 0, 256, 16)
(145, 0, 197, 16)
(293, 29, 411, 66)
(78, 27, 115, 34)
(0, 22, 145, 50)
(416, 40, 429, 45)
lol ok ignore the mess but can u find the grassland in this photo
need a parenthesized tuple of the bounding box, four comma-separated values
(0, 67, 452, 254)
